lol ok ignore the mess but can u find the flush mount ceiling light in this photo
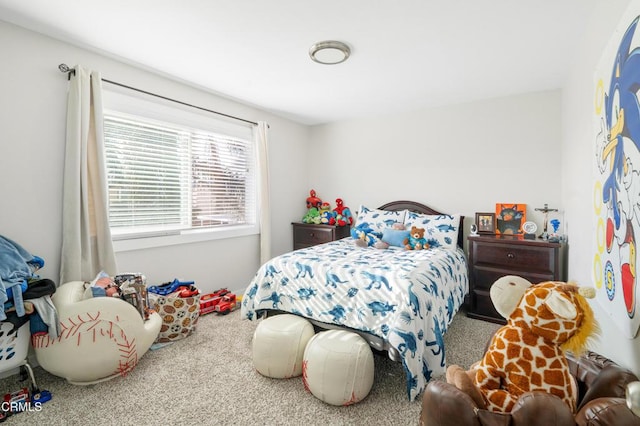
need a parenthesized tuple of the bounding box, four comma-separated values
(309, 40, 351, 65)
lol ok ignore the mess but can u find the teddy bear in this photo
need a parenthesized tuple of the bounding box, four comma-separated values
(446, 277, 599, 413)
(403, 226, 428, 250)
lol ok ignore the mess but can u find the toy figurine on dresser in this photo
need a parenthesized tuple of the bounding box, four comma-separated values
(333, 198, 353, 226)
(319, 202, 336, 225)
(302, 189, 323, 224)
(306, 189, 322, 209)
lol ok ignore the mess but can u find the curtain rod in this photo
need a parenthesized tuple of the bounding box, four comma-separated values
(58, 63, 259, 127)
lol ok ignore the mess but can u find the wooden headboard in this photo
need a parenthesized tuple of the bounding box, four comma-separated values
(378, 200, 465, 249)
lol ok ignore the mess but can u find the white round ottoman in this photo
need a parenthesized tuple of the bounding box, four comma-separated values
(302, 330, 374, 406)
(252, 314, 315, 379)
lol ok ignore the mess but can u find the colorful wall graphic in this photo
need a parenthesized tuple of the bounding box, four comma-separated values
(593, 1, 640, 338)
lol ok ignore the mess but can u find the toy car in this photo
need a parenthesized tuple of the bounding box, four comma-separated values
(0, 387, 51, 422)
(199, 288, 230, 315)
(176, 285, 199, 298)
(3, 388, 29, 413)
(31, 390, 52, 404)
(148, 278, 195, 296)
(215, 293, 238, 315)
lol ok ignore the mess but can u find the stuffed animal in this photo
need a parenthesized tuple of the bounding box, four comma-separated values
(371, 222, 407, 250)
(302, 207, 321, 224)
(403, 226, 428, 250)
(351, 222, 378, 247)
(333, 198, 353, 226)
(91, 274, 121, 298)
(372, 241, 390, 249)
(447, 278, 599, 413)
(390, 222, 405, 230)
(306, 189, 322, 209)
(319, 202, 336, 225)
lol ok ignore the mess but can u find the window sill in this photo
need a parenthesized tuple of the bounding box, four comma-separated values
(112, 224, 259, 253)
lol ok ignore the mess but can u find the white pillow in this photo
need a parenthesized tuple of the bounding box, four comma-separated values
(403, 212, 460, 249)
(354, 206, 406, 236)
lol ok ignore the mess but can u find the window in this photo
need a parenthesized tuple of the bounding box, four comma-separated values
(102, 88, 257, 249)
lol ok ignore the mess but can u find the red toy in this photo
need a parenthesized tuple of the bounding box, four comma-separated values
(306, 189, 322, 209)
(175, 285, 199, 298)
(2, 387, 29, 418)
(215, 293, 238, 315)
(333, 198, 353, 226)
(199, 288, 230, 315)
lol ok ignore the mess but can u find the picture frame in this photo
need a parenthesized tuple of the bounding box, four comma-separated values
(495, 203, 527, 235)
(475, 212, 496, 234)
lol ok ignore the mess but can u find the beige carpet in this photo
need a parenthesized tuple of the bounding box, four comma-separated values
(0, 309, 500, 426)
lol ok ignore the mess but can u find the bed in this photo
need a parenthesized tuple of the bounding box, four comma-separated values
(241, 201, 468, 400)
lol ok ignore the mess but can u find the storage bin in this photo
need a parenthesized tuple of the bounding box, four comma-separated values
(149, 293, 201, 343)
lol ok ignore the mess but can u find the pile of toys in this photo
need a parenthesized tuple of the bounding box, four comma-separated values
(302, 189, 353, 227)
(147, 278, 202, 343)
(148, 278, 199, 298)
(89, 272, 151, 320)
(0, 371, 51, 422)
(199, 288, 238, 316)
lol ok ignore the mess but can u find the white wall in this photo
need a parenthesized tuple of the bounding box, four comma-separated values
(309, 90, 564, 243)
(308, 1, 640, 377)
(563, 0, 640, 375)
(0, 21, 310, 295)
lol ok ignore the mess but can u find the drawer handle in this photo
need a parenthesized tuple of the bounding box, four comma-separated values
(310, 232, 315, 237)
(507, 252, 515, 259)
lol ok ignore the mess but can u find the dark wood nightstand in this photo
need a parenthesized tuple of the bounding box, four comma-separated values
(467, 234, 567, 324)
(292, 222, 351, 250)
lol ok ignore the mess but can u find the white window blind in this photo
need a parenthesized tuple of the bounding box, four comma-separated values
(103, 113, 256, 240)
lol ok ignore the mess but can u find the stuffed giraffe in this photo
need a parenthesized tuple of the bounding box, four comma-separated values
(448, 279, 598, 413)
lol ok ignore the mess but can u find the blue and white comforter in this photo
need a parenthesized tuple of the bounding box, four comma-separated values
(241, 238, 468, 400)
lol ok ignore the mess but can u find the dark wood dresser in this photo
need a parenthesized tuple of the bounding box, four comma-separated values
(467, 234, 567, 324)
(292, 222, 351, 250)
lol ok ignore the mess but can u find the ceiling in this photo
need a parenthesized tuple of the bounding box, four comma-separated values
(0, 0, 597, 125)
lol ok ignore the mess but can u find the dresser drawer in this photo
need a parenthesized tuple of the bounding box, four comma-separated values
(472, 242, 554, 275)
(291, 222, 353, 250)
(467, 235, 566, 323)
(472, 267, 556, 291)
(468, 289, 505, 324)
(294, 226, 334, 246)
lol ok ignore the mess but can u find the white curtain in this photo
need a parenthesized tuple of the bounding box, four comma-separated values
(256, 121, 271, 264)
(60, 65, 118, 284)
